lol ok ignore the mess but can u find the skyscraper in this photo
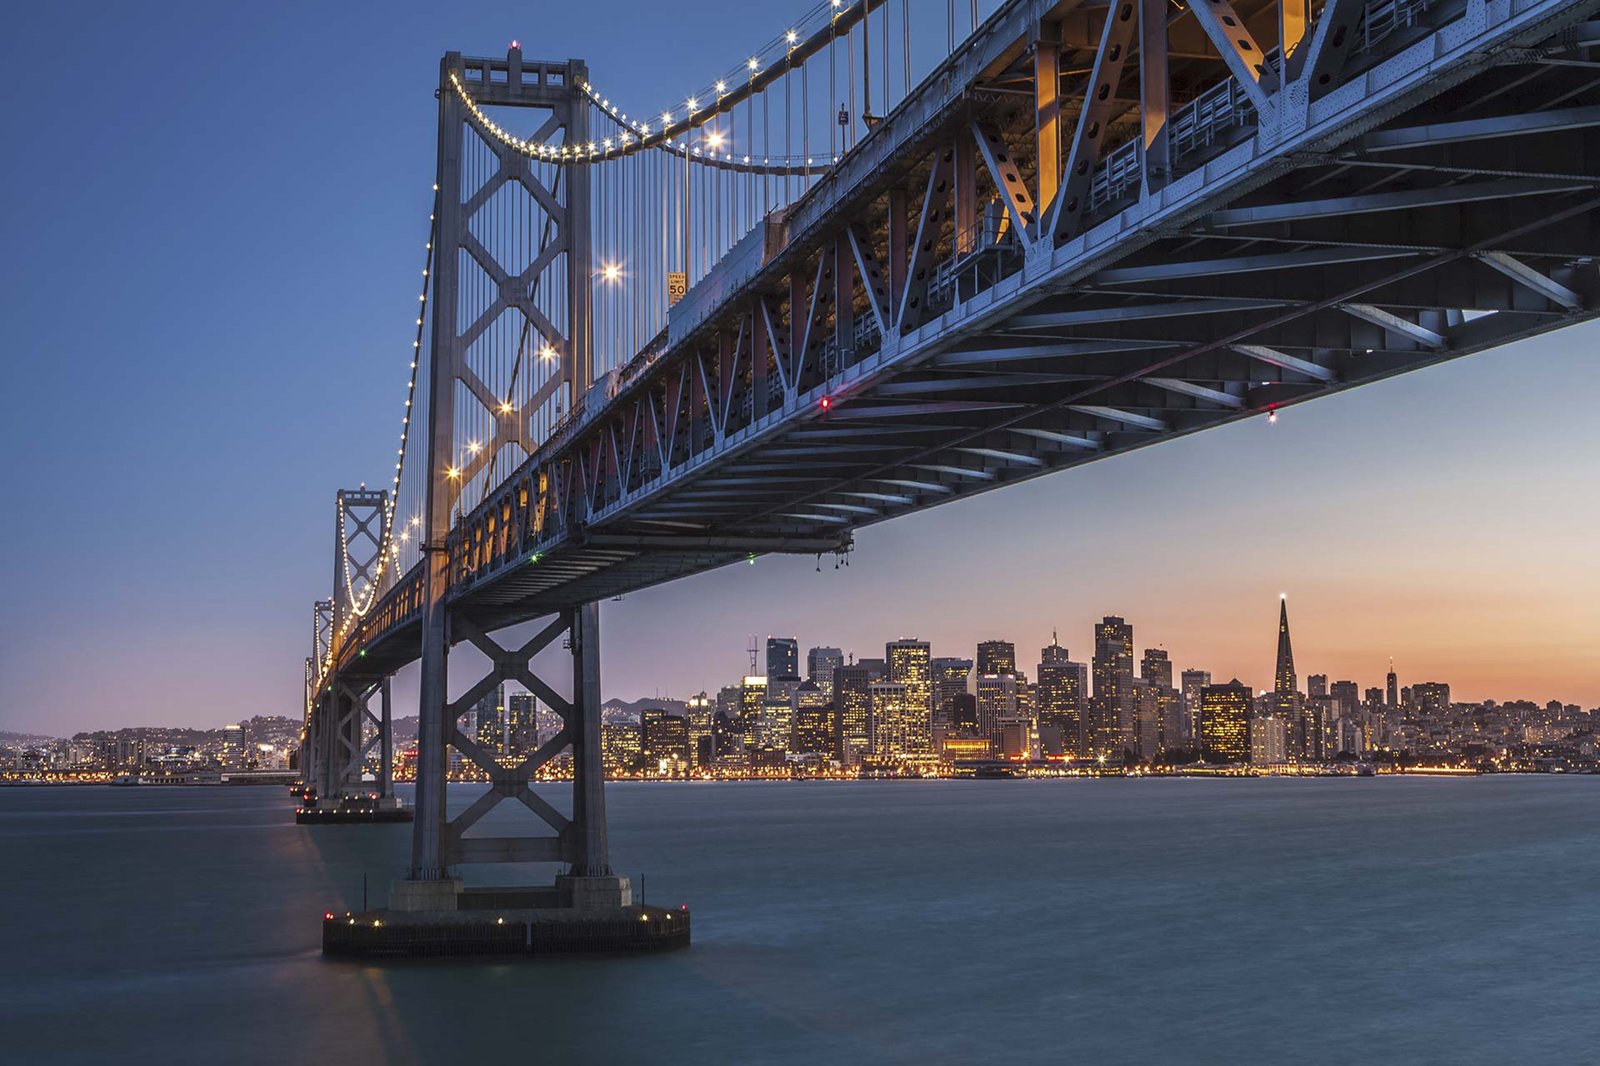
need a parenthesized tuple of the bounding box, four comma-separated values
(867, 681, 919, 757)
(1180, 669, 1211, 746)
(974, 673, 1019, 748)
(834, 661, 883, 764)
(807, 646, 844, 701)
(1251, 715, 1287, 765)
(976, 640, 1017, 678)
(640, 709, 691, 771)
(886, 639, 933, 729)
(507, 691, 539, 759)
(790, 681, 834, 758)
(1092, 616, 1134, 759)
(222, 724, 246, 769)
(1141, 648, 1173, 690)
(766, 637, 800, 681)
(1273, 597, 1311, 759)
(931, 657, 974, 729)
(739, 676, 767, 747)
(1330, 680, 1360, 717)
(759, 678, 797, 751)
(1040, 633, 1070, 666)
(1387, 660, 1399, 709)
(685, 691, 715, 766)
(1307, 674, 1328, 699)
(1413, 682, 1451, 719)
(1036, 643, 1088, 758)
(1200, 680, 1253, 763)
(472, 684, 506, 755)
(1132, 679, 1161, 761)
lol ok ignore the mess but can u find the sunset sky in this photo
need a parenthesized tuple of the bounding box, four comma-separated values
(2, 0, 1596, 736)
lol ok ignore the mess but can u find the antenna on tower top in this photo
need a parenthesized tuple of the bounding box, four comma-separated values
(747, 636, 759, 673)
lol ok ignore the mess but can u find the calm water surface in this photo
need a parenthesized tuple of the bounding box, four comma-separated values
(3, 777, 1597, 1064)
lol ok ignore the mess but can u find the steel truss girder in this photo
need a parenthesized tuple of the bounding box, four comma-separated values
(331, 0, 1600, 684)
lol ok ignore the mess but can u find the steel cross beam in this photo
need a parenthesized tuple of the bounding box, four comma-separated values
(319, 678, 394, 801)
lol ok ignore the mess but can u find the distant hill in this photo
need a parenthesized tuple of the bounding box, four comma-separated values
(602, 696, 689, 723)
(383, 699, 686, 739)
(0, 730, 59, 746)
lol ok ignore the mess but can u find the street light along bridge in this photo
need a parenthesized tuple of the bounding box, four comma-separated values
(303, 0, 1600, 949)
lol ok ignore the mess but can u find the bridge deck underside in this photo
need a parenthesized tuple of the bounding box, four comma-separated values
(338, 0, 1600, 677)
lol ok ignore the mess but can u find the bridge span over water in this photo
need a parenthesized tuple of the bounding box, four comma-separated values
(301, 0, 1600, 910)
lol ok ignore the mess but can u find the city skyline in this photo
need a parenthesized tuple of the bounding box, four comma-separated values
(4, 0, 1599, 738)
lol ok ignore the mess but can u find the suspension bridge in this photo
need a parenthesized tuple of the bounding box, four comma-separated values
(303, 0, 1600, 953)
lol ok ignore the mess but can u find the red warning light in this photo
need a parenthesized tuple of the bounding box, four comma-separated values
(819, 396, 832, 410)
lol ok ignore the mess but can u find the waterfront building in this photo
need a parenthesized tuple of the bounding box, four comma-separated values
(999, 719, 1035, 760)
(222, 724, 246, 769)
(641, 710, 691, 773)
(1200, 679, 1253, 763)
(807, 646, 844, 701)
(940, 734, 993, 761)
(601, 722, 642, 774)
(1251, 715, 1288, 766)
(1092, 616, 1134, 758)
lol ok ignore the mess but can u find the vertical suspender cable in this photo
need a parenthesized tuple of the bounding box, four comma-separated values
(903, 0, 911, 100)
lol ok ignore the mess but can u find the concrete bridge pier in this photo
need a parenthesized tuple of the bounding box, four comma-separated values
(297, 677, 409, 824)
(329, 602, 680, 958)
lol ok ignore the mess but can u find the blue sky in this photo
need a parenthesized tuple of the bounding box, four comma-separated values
(2, 0, 1596, 734)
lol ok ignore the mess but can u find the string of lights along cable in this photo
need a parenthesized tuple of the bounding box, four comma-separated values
(316, 0, 998, 685)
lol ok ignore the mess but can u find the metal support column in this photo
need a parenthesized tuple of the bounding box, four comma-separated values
(569, 603, 612, 875)
(410, 54, 467, 882)
(379, 677, 393, 800)
(954, 135, 978, 255)
(1033, 20, 1062, 218)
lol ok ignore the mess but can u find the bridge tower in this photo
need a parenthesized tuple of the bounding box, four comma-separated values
(298, 599, 333, 789)
(397, 47, 627, 910)
(300, 491, 406, 820)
